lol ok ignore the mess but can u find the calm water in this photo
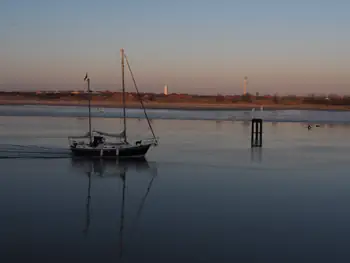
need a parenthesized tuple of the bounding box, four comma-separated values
(1, 104, 350, 123)
(1, 110, 350, 262)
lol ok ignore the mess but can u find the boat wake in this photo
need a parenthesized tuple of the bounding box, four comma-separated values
(0, 144, 71, 159)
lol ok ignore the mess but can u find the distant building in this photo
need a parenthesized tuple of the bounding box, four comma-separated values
(243, 76, 248, 95)
(164, 85, 168, 95)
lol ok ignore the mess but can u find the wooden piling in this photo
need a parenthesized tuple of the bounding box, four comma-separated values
(251, 118, 263, 147)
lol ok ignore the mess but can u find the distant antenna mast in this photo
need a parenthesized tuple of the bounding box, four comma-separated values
(244, 76, 248, 95)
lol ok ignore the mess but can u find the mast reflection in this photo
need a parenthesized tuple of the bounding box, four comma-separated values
(119, 167, 126, 259)
(70, 157, 158, 260)
(83, 163, 92, 235)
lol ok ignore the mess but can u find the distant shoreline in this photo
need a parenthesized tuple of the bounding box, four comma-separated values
(1, 99, 350, 111)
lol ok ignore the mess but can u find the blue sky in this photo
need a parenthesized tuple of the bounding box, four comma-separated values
(0, 0, 349, 94)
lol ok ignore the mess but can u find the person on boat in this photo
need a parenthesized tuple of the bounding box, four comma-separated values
(90, 136, 105, 147)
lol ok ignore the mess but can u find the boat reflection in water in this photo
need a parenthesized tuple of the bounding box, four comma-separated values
(71, 157, 153, 177)
(70, 157, 158, 260)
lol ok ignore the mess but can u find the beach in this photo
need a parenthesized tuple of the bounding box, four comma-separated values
(1, 99, 350, 111)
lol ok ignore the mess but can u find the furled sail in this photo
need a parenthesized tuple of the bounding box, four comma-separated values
(93, 130, 125, 138)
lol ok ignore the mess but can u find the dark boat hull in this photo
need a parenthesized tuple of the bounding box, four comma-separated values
(70, 144, 152, 159)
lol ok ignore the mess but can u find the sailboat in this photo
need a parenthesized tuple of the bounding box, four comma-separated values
(68, 48, 158, 159)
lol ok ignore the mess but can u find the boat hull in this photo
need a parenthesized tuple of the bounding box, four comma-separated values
(70, 144, 152, 159)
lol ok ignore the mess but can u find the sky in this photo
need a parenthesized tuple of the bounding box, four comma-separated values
(0, 0, 350, 95)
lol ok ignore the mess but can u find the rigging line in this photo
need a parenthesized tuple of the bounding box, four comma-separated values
(123, 54, 158, 144)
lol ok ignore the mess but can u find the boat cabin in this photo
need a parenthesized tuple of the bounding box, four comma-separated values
(91, 136, 105, 147)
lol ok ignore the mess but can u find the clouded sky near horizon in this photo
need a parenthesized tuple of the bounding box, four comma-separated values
(0, 0, 349, 94)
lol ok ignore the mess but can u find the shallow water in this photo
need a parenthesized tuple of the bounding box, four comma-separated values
(1, 104, 350, 123)
(1, 114, 350, 262)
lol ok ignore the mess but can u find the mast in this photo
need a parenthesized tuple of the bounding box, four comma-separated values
(84, 72, 92, 144)
(120, 49, 127, 142)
